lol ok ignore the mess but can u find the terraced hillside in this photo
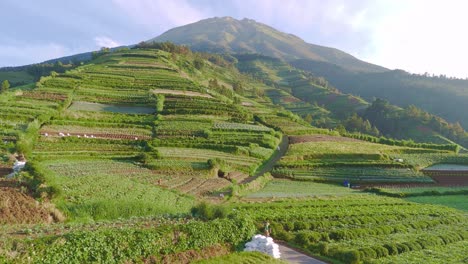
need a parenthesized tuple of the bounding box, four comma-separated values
(1, 47, 327, 222)
(1, 45, 467, 264)
(273, 134, 468, 185)
(236, 54, 368, 127)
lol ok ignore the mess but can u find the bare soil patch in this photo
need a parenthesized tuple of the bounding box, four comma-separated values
(0, 179, 57, 224)
(0, 166, 13, 177)
(289, 135, 362, 144)
(421, 168, 468, 185)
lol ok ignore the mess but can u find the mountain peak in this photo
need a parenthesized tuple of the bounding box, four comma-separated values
(149, 17, 386, 73)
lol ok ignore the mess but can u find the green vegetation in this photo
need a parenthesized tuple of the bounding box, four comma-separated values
(366, 186, 468, 197)
(246, 180, 359, 198)
(40, 159, 195, 221)
(1, 41, 466, 264)
(68, 101, 155, 114)
(233, 196, 468, 264)
(274, 140, 442, 184)
(1, 80, 10, 92)
(293, 59, 468, 147)
(194, 251, 286, 264)
(405, 195, 468, 211)
(0, 216, 255, 264)
(369, 240, 468, 264)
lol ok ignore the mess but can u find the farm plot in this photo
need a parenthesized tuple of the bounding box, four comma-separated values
(422, 163, 468, 185)
(158, 147, 262, 171)
(175, 177, 232, 196)
(405, 195, 468, 211)
(21, 91, 68, 101)
(273, 167, 432, 184)
(245, 179, 359, 198)
(257, 114, 329, 135)
(275, 140, 441, 184)
(68, 101, 155, 114)
(0, 179, 54, 224)
(213, 122, 272, 132)
(40, 124, 153, 140)
(370, 240, 467, 264)
(162, 96, 249, 121)
(60, 110, 155, 126)
(33, 137, 145, 159)
(42, 159, 194, 221)
(289, 134, 360, 144)
(152, 88, 213, 98)
(234, 196, 468, 264)
(155, 120, 212, 137)
(397, 153, 468, 169)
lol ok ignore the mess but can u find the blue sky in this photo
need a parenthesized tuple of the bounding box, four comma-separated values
(1, 0, 467, 78)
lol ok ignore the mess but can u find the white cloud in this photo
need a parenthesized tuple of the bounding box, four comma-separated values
(94, 36, 121, 48)
(362, 0, 468, 78)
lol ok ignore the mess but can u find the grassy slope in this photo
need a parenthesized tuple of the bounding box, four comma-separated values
(0, 71, 35, 86)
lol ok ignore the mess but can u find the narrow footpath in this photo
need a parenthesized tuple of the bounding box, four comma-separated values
(240, 135, 289, 184)
(279, 244, 327, 264)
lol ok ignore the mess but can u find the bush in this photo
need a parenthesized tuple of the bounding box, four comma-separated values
(372, 245, 389, 258)
(344, 250, 361, 264)
(191, 202, 228, 221)
(274, 230, 294, 241)
(293, 221, 310, 231)
(383, 243, 398, 255)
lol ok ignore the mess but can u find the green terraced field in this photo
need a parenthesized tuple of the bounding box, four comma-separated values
(68, 101, 156, 114)
(233, 195, 468, 264)
(245, 179, 359, 198)
(1, 45, 466, 264)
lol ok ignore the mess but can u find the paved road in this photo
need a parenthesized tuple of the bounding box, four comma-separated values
(279, 244, 327, 264)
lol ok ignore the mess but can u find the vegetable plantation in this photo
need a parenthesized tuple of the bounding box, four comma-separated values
(1, 45, 466, 264)
(233, 195, 468, 264)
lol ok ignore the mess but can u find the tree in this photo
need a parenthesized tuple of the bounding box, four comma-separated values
(304, 114, 313, 124)
(1, 80, 10, 92)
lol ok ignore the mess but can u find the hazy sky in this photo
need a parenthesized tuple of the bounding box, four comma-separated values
(1, 0, 467, 77)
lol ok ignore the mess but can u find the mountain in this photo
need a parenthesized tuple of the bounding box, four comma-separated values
(291, 59, 468, 130)
(149, 17, 468, 132)
(149, 17, 387, 73)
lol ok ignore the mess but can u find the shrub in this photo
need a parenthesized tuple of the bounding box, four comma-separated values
(344, 250, 361, 264)
(190, 202, 228, 221)
(383, 243, 398, 255)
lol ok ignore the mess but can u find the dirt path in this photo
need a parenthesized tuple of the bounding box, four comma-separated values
(255, 135, 289, 177)
(279, 244, 327, 264)
(241, 136, 289, 185)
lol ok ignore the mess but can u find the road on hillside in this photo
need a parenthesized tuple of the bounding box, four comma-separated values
(279, 244, 328, 264)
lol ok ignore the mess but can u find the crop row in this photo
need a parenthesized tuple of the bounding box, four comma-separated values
(272, 167, 432, 183)
(0, 217, 255, 264)
(213, 122, 271, 132)
(235, 196, 467, 263)
(41, 125, 153, 137)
